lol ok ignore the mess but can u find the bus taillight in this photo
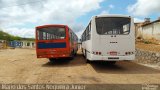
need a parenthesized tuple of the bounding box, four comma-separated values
(93, 51, 101, 55)
(92, 51, 95, 54)
(125, 52, 134, 55)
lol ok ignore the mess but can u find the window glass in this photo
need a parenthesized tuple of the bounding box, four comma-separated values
(37, 27, 66, 40)
(96, 17, 130, 35)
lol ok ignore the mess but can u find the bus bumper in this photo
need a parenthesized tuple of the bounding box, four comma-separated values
(89, 54, 135, 61)
(37, 54, 70, 58)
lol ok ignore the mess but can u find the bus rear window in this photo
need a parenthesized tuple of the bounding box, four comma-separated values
(96, 17, 130, 35)
(37, 27, 66, 40)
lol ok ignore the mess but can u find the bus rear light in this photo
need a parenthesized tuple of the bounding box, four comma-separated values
(128, 52, 131, 54)
(94, 51, 101, 55)
(125, 52, 134, 55)
(92, 52, 95, 54)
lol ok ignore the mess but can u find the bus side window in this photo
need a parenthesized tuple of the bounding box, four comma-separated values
(71, 33, 74, 44)
(43, 32, 46, 40)
(37, 31, 39, 40)
(86, 27, 88, 40)
(89, 22, 91, 40)
(46, 33, 48, 40)
(70, 32, 72, 42)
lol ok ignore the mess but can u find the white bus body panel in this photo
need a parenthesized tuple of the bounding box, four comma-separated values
(82, 15, 135, 61)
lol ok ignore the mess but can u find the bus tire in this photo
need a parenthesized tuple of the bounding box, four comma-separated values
(70, 51, 74, 60)
(49, 58, 54, 63)
(82, 49, 85, 58)
(86, 59, 90, 63)
(74, 52, 77, 56)
(74, 50, 77, 56)
(109, 61, 116, 65)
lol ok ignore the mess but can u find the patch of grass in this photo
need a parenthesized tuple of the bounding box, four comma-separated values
(143, 40, 152, 44)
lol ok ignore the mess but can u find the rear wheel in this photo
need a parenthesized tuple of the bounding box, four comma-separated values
(82, 49, 85, 58)
(86, 59, 90, 63)
(108, 61, 116, 65)
(49, 58, 55, 63)
(74, 50, 77, 56)
(70, 51, 74, 60)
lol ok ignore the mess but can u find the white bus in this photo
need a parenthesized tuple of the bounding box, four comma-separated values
(81, 14, 135, 64)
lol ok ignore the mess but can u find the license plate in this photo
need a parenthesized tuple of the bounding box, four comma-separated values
(110, 51, 117, 56)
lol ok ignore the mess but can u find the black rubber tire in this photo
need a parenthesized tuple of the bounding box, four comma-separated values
(109, 61, 116, 65)
(86, 59, 90, 63)
(74, 50, 77, 56)
(49, 58, 54, 63)
(70, 51, 74, 60)
(74, 52, 77, 56)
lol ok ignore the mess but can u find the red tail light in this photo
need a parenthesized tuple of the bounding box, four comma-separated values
(125, 52, 134, 55)
(93, 51, 101, 55)
(128, 52, 131, 54)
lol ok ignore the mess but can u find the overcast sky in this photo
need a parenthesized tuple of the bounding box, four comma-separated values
(0, 0, 160, 38)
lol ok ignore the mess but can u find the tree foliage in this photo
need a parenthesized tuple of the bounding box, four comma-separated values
(0, 30, 34, 41)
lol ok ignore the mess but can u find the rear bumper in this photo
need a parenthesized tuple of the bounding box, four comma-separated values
(37, 54, 70, 58)
(89, 54, 135, 61)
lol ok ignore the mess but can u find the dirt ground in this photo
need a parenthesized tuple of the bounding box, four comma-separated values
(0, 48, 160, 84)
(136, 41, 160, 52)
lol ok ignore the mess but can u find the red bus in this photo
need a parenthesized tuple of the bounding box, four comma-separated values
(35, 24, 78, 62)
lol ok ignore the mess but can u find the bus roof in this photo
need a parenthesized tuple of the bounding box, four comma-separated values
(36, 24, 68, 29)
(95, 14, 131, 18)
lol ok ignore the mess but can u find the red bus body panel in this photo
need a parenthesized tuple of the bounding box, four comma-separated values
(35, 24, 78, 59)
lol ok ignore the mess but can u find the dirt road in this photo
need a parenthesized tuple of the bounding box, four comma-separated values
(0, 48, 160, 84)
